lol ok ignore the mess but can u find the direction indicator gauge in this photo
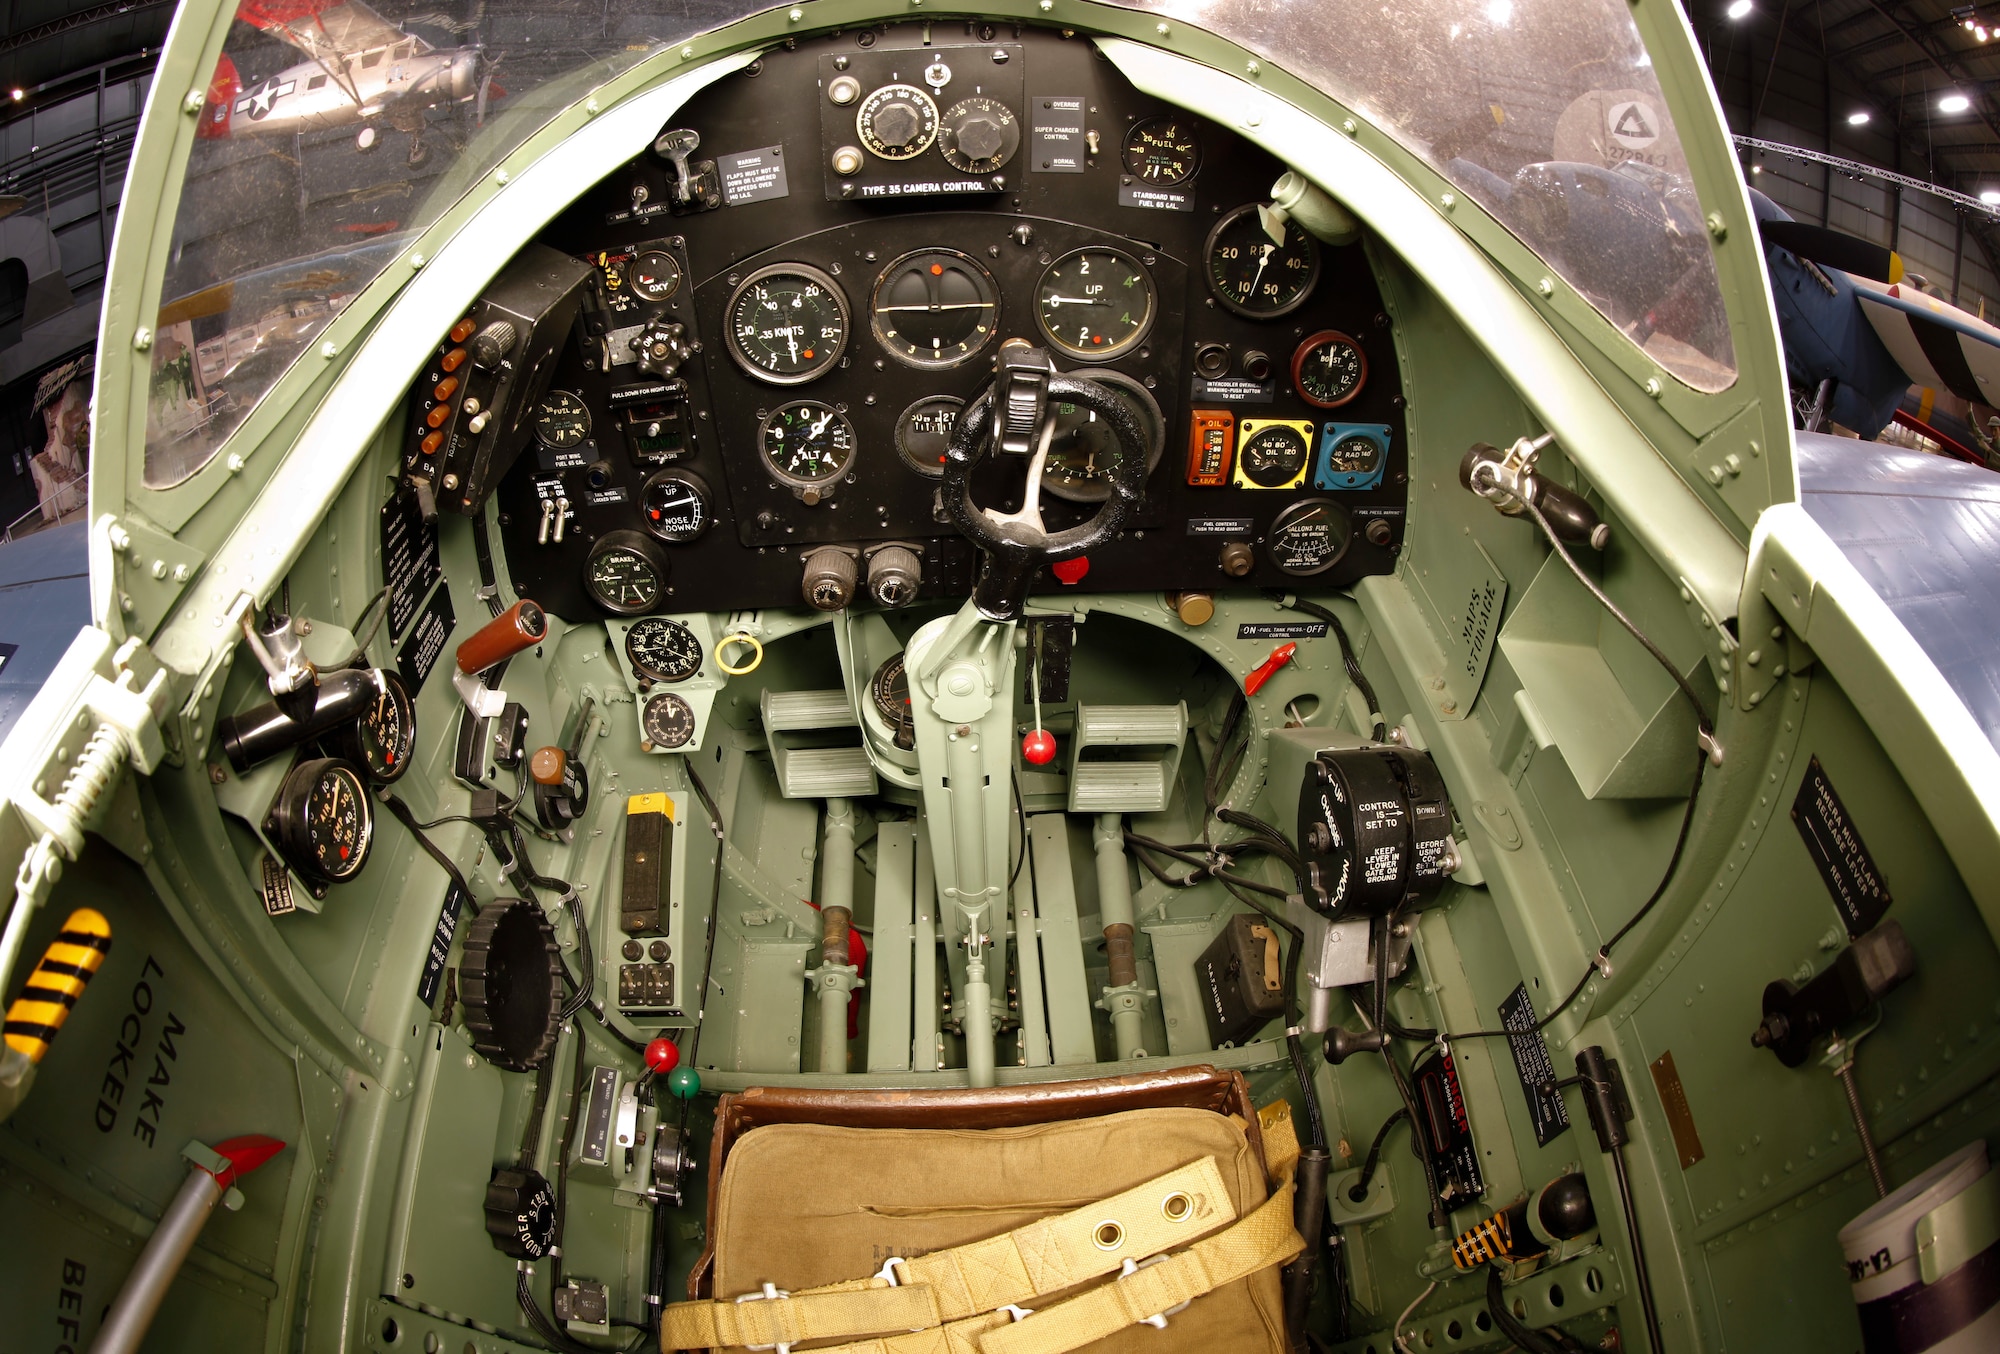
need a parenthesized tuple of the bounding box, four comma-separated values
(725, 264, 849, 385)
(871, 250, 1000, 369)
(639, 469, 711, 542)
(267, 757, 374, 888)
(641, 691, 697, 750)
(894, 395, 963, 478)
(625, 617, 703, 683)
(759, 401, 857, 499)
(630, 250, 682, 302)
(1232, 420, 1313, 489)
(1293, 330, 1367, 409)
(1121, 116, 1199, 185)
(534, 391, 591, 449)
(1035, 248, 1155, 361)
(1267, 498, 1352, 576)
(1206, 204, 1321, 319)
(584, 531, 668, 616)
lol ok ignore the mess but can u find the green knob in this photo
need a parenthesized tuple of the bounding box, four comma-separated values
(667, 1066, 702, 1100)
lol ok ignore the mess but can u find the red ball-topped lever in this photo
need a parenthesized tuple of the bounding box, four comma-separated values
(644, 1037, 681, 1075)
(1022, 629, 1058, 765)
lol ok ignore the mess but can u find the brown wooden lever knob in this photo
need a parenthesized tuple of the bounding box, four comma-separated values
(456, 600, 547, 675)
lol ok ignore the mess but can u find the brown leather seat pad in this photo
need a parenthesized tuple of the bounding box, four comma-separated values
(710, 1107, 1287, 1352)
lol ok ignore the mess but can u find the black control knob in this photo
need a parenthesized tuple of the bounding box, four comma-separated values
(471, 321, 517, 369)
(631, 320, 693, 378)
(871, 100, 923, 151)
(802, 547, 858, 612)
(484, 1166, 558, 1258)
(867, 545, 922, 607)
(955, 115, 1005, 162)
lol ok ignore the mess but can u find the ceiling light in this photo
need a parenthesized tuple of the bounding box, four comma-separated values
(7, 89, 20, 102)
(1751, 163, 1763, 174)
(1942, 93, 1973, 113)
(1982, 190, 2000, 204)
(1726, 0, 1753, 18)
(1848, 110, 1871, 125)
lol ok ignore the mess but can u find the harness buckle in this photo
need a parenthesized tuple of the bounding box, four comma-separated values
(734, 1281, 794, 1354)
(875, 1256, 908, 1288)
(1116, 1255, 1192, 1330)
(998, 1304, 1035, 1322)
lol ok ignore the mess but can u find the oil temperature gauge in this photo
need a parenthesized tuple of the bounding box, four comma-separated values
(266, 757, 374, 889)
(625, 617, 702, 683)
(641, 691, 697, 750)
(1267, 498, 1352, 576)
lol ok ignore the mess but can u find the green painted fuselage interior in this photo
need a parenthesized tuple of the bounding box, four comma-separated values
(6, 15, 1997, 1354)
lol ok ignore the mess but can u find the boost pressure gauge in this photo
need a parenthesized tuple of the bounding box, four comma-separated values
(1293, 331, 1367, 408)
(725, 264, 849, 385)
(266, 757, 374, 889)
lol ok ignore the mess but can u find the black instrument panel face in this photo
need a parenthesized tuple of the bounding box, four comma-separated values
(492, 23, 1408, 620)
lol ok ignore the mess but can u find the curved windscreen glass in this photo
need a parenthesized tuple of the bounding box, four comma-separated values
(140, 0, 1735, 488)
(1110, 0, 1737, 393)
(142, 0, 764, 488)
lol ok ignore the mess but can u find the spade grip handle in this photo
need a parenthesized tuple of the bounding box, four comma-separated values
(456, 600, 547, 675)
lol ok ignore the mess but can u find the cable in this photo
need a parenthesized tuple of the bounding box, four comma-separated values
(1266, 592, 1386, 743)
(1484, 1266, 1588, 1354)
(665, 763, 729, 1196)
(380, 793, 479, 906)
(1347, 1106, 1409, 1202)
(1010, 770, 1028, 887)
(1392, 1280, 1436, 1354)
(1611, 1145, 1667, 1354)
(337, 586, 391, 669)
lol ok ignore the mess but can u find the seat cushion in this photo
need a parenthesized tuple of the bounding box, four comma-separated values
(710, 1105, 1286, 1352)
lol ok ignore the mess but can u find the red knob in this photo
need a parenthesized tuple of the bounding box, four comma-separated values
(644, 1037, 681, 1074)
(1244, 642, 1298, 696)
(1051, 557, 1091, 585)
(1022, 729, 1058, 765)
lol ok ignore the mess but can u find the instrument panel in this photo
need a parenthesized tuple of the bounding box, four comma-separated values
(430, 23, 1409, 619)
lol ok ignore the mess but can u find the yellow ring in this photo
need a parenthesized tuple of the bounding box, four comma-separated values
(716, 633, 764, 676)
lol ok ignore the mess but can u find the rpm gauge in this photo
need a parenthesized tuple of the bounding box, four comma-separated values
(1206, 204, 1321, 319)
(625, 617, 702, 683)
(584, 531, 669, 616)
(1293, 330, 1367, 408)
(870, 249, 1000, 369)
(759, 401, 856, 499)
(1267, 498, 1352, 576)
(725, 264, 849, 385)
(630, 250, 682, 302)
(266, 757, 373, 887)
(1121, 116, 1199, 185)
(534, 391, 591, 449)
(1035, 248, 1155, 361)
(338, 670, 416, 785)
(641, 691, 697, 750)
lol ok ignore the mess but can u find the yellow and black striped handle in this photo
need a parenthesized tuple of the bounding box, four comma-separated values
(1450, 1205, 1520, 1271)
(4, 908, 112, 1065)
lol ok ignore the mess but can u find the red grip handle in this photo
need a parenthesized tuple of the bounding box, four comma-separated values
(1244, 642, 1297, 697)
(456, 600, 547, 674)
